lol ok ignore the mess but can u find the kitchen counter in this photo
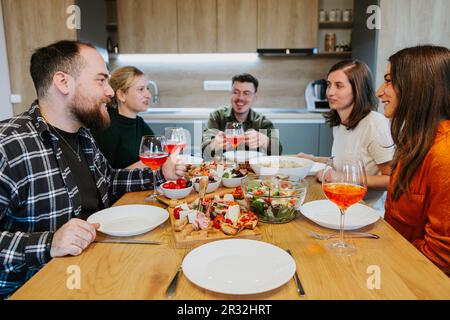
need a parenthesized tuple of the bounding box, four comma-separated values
(141, 108, 326, 123)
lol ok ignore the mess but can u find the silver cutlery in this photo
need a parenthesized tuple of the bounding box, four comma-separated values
(286, 249, 306, 298)
(93, 239, 162, 245)
(166, 250, 190, 299)
(306, 230, 380, 240)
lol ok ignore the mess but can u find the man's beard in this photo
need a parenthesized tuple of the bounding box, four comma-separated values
(70, 93, 111, 131)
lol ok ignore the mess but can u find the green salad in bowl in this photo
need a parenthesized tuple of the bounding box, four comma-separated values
(242, 176, 308, 224)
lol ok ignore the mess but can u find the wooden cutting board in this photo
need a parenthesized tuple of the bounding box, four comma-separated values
(165, 188, 262, 248)
(168, 209, 263, 249)
(157, 187, 237, 207)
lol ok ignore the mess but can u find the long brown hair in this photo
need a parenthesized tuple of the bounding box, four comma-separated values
(323, 59, 378, 130)
(389, 45, 450, 200)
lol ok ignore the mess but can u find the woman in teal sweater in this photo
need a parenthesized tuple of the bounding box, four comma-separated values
(92, 66, 155, 169)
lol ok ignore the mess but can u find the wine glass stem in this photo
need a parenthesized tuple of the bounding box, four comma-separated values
(339, 208, 346, 244)
(153, 169, 157, 198)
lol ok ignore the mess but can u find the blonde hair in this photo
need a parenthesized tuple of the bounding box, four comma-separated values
(109, 66, 144, 107)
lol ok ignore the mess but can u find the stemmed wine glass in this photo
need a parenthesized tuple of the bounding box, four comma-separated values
(225, 122, 245, 164)
(321, 158, 367, 256)
(139, 135, 169, 200)
(165, 127, 187, 155)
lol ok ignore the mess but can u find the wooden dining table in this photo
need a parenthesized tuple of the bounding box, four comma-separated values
(10, 176, 450, 300)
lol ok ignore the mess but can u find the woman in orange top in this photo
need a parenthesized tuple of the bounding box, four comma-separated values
(377, 45, 450, 275)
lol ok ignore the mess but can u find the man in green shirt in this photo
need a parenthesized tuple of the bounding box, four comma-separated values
(202, 73, 282, 159)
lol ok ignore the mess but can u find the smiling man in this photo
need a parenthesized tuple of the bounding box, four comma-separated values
(202, 73, 282, 159)
(0, 40, 184, 299)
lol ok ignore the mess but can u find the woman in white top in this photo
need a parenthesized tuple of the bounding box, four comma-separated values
(299, 60, 394, 211)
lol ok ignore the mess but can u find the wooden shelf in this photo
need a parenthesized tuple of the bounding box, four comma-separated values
(319, 21, 353, 29)
(316, 51, 352, 58)
(106, 23, 117, 32)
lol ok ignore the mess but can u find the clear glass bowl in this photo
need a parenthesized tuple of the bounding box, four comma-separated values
(242, 176, 308, 224)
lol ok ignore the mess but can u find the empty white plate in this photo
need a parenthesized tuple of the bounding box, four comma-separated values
(182, 239, 296, 295)
(300, 200, 380, 230)
(87, 205, 169, 237)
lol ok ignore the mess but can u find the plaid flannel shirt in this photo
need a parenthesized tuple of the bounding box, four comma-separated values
(0, 102, 163, 298)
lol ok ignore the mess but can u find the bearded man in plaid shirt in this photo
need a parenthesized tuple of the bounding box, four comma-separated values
(0, 40, 185, 298)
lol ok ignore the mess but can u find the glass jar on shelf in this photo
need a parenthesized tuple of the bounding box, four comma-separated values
(335, 9, 342, 22)
(343, 9, 351, 22)
(319, 9, 326, 22)
(328, 9, 336, 22)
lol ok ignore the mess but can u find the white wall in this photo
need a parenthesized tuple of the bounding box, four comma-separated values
(0, 4, 13, 120)
(376, 0, 450, 88)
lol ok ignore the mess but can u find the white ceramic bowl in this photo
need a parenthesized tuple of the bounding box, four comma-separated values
(249, 156, 314, 179)
(222, 176, 246, 188)
(223, 150, 265, 164)
(176, 155, 203, 166)
(192, 177, 221, 194)
(160, 181, 193, 199)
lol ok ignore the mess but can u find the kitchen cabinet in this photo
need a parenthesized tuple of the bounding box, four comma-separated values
(318, 123, 333, 157)
(114, 0, 321, 53)
(272, 123, 332, 156)
(217, 0, 257, 53)
(177, 0, 217, 53)
(2, 0, 76, 114)
(257, 0, 319, 49)
(274, 123, 319, 155)
(117, 0, 178, 53)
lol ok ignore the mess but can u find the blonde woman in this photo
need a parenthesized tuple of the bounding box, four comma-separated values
(92, 66, 154, 169)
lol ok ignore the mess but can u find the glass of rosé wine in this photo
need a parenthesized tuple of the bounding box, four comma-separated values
(225, 122, 245, 164)
(164, 127, 187, 155)
(139, 135, 169, 200)
(322, 158, 367, 256)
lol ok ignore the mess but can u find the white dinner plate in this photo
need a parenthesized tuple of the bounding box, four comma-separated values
(308, 162, 326, 176)
(87, 205, 169, 237)
(182, 239, 296, 295)
(300, 200, 380, 230)
(223, 150, 265, 164)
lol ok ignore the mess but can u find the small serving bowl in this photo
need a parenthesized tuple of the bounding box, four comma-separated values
(222, 176, 246, 188)
(193, 176, 221, 193)
(160, 180, 193, 199)
(250, 156, 314, 179)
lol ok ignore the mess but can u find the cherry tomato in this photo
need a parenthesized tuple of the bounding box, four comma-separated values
(173, 207, 181, 219)
(176, 178, 186, 185)
(213, 216, 225, 229)
(174, 185, 181, 189)
(168, 182, 176, 189)
(162, 183, 170, 188)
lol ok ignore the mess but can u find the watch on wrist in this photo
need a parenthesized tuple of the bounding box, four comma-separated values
(45, 232, 54, 259)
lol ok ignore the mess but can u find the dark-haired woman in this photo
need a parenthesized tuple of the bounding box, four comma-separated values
(299, 60, 394, 212)
(377, 45, 450, 275)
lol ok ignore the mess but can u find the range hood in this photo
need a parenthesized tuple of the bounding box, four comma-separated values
(257, 48, 318, 56)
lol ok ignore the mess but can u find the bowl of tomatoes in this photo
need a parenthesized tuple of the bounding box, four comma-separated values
(192, 176, 221, 194)
(161, 178, 193, 199)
